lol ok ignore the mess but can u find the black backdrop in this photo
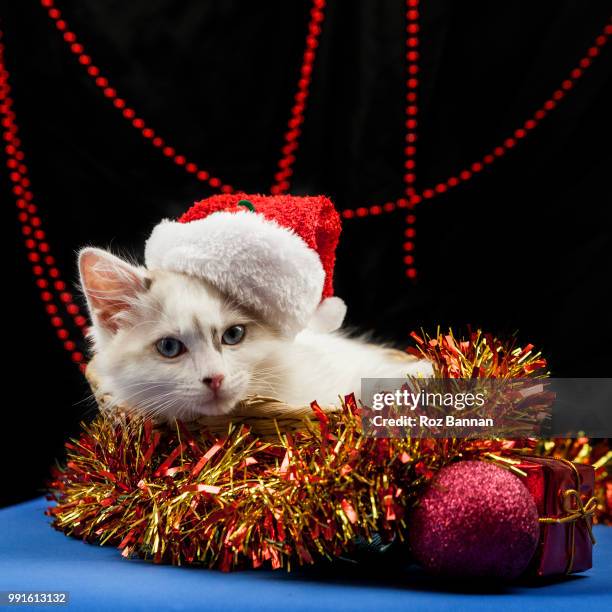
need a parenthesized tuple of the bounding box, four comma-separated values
(3, 0, 611, 507)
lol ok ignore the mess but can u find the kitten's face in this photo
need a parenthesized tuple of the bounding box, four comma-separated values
(79, 248, 282, 420)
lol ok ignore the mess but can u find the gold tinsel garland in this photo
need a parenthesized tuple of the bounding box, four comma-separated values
(48, 329, 610, 570)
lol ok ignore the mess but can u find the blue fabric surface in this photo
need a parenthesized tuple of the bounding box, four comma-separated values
(1, 497, 611, 612)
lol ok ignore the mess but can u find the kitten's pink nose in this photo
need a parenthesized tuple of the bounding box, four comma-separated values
(203, 374, 224, 393)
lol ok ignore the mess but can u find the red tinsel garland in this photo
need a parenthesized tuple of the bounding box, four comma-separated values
(49, 328, 612, 573)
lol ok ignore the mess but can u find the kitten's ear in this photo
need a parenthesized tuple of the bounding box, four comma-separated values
(78, 247, 150, 334)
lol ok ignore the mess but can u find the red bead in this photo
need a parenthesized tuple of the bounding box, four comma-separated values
(197, 170, 209, 181)
(64, 341, 76, 351)
(405, 228, 416, 238)
(87, 65, 100, 77)
(459, 170, 472, 181)
(51, 316, 63, 327)
(67, 304, 79, 315)
(174, 155, 186, 165)
(403, 241, 414, 251)
(435, 183, 447, 193)
(71, 352, 84, 363)
(209, 178, 221, 188)
(356, 207, 368, 217)
(406, 214, 416, 223)
(423, 189, 434, 199)
(404, 255, 415, 265)
(152, 137, 163, 147)
(383, 202, 396, 212)
(471, 162, 483, 172)
(342, 210, 355, 219)
(74, 316, 87, 327)
(132, 118, 144, 129)
(185, 162, 197, 173)
(78, 55, 91, 65)
(70, 43, 84, 54)
(46, 304, 58, 315)
(40, 291, 53, 302)
(406, 268, 417, 279)
(48, 8, 61, 19)
(142, 128, 154, 138)
(60, 292, 72, 303)
(369, 205, 382, 215)
(162, 146, 175, 157)
(57, 329, 69, 340)
(95, 76, 108, 87)
(122, 108, 135, 119)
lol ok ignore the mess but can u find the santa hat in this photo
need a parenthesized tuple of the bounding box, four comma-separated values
(144, 194, 346, 337)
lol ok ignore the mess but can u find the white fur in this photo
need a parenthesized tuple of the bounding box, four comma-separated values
(307, 296, 347, 333)
(144, 211, 328, 337)
(79, 249, 432, 421)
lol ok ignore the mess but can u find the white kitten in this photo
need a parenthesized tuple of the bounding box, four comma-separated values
(79, 248, 432, 421)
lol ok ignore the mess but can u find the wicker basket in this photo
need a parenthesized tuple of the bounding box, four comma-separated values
(85, 348, 417, 437)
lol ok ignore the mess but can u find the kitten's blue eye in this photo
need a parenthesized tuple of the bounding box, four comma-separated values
(155, 337, 186, 358)
(222, 325, 245, 346)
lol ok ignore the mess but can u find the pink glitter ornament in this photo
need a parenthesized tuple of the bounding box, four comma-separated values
(409, 461, 540, 579)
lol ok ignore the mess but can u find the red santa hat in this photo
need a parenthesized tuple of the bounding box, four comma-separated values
(144, 194, 346, 337)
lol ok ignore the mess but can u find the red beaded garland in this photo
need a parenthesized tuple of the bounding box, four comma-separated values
(41, 0, 609, 224)
(270, 0, 326, 195)
(340, 17, 610, 220)
(403, 0, 419, 280)
(7, 5, 610, 367)
(41, 0, 234, 194)
(0, 30, 86, 368)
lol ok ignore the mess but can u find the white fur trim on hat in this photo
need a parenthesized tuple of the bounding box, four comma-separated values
(144, 211, 325, 337)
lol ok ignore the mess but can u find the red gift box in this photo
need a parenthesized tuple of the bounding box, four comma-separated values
(506, 455, 597, 576)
